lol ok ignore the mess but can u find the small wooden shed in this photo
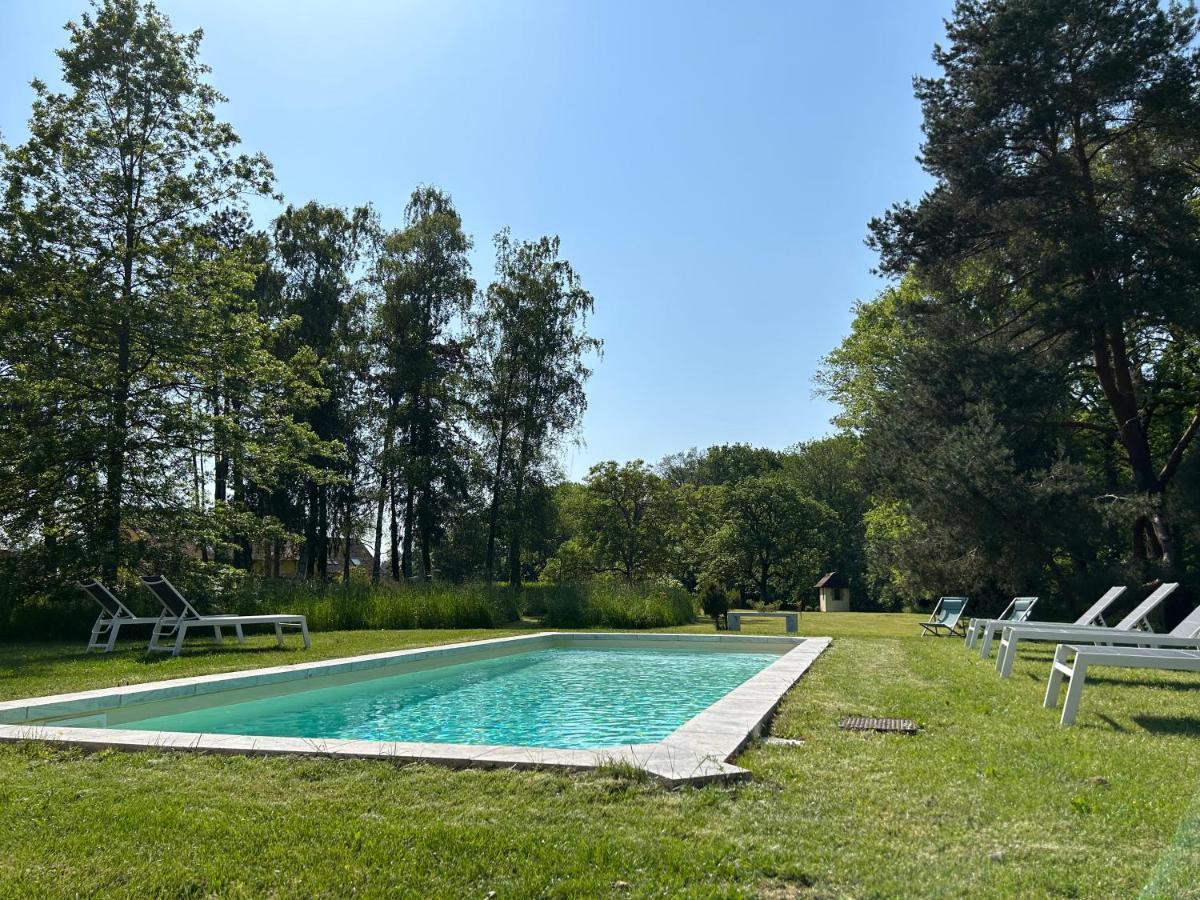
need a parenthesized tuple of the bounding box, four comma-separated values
(815, 572, 850, 612)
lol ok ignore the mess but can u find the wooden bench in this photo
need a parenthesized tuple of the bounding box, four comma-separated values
(726, 611, 799, 634)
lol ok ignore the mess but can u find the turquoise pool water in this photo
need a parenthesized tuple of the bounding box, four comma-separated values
(120, 647, 781, 749)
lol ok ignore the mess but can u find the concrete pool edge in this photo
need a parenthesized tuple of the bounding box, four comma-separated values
(0, 631, 832, 787)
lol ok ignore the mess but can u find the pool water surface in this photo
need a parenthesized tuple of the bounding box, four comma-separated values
(119, 646, 783, 749)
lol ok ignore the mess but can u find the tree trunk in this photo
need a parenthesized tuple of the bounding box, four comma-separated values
(213, 396, 228, 564)
(507, 427, 536, 589)
(343, 486, 353, 584)
(389, 471, 400, 581)
(372, 470, 385, 583)
(401, 483, 415, 579)
(420, 511, 433, 582)
(231, 466, 253, 570)
(102, 318, 130, 583)
(302, 482, 318, 578)
(1091, 323, 1179, 573)
(316, 483, 329, 579)
(484, 418, 510, 584)
(485, 367, 519, 584)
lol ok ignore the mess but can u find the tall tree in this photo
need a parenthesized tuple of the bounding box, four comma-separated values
(271, 201, 375, 579)
(476, 230, 600, 586)
(0, 0, 293, 581)
(869, 0, 1200, 579)
(373, 187, 475, 581)
(822, 277, 1129, 612)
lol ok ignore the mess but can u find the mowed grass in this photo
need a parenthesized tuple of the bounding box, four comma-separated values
(2, 613, 1200, 897)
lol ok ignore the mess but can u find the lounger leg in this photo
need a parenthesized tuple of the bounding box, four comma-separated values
(301, 621, 311, 649)
(273, 622, 283, 647)
(996, 635, 1017, 678)
(1044, 646, 1070, 708)
(212, 625, 223, 643)
(979, 624, 996, 660)
(87, 616, 102, 652)
(235, 624, 245, 644)
(1060, 662, 1089, 726)
(148, 619, 165, 653)
(105, 620, 121, 653)
(173, 623, 188, 657)
(965, 620, 978, 649)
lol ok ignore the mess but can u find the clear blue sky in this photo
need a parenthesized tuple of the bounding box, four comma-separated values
(1, 0, 951, 479)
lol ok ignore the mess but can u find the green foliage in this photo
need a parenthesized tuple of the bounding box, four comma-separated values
(539, 539, 594, 585)
(226, 579, 519, 631)
(0, 0, 303, 582)
(1, 575, 522, 640)
(864, 0, 1200, 593)
(372, 187, 474, 580)
(539, 581, 695, 629)
(475, 229, 601, 586)
(709, 473, 836, 604)
(659, 443, 782, 487)
(569, 460, 675, 581)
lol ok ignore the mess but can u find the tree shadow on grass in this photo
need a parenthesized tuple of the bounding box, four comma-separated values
(0, 639, 296, 678)
(133, 643, 294, 667)
(1132, 715, 1200, 737)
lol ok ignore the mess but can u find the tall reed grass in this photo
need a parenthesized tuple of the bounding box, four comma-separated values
(537, 581, 696, 629)
(224, 579, 521, 631)
(1, 569, 694, 640)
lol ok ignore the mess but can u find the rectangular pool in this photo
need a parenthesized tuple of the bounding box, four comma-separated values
(0, 632, 830, 785)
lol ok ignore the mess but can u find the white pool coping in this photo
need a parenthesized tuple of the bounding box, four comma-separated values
(0, 631, 831, 786)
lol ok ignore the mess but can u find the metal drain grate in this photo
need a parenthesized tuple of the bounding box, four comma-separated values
(839, 716, 919, 734)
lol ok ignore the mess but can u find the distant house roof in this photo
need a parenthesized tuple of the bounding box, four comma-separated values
(814, 571, 848, 589)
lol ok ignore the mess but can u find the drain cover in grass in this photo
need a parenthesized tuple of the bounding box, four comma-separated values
(839, 716, 919, 734)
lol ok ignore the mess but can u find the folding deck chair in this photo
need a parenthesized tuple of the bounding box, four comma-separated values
(920, 596, 969, 637)
(141, 575, 311, 657)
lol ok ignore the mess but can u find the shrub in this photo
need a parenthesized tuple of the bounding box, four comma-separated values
(697, 578, 731, 626)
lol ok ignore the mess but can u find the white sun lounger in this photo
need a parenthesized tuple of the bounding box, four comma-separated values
(1045, 613, 1200, 724)
(969, 586, 1127, 659)
(994, 583, 1178, 677)
(964, 596, 1039, 654)
(80, 580, 168, 652)
(141, 575, 311, 657)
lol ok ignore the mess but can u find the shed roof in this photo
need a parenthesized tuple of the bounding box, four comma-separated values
(814, 571, 848, 589)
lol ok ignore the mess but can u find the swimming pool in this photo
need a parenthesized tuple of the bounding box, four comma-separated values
(0, 632, 830, 785)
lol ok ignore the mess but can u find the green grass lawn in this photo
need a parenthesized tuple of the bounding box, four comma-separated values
(3, 613, 1200, 898)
